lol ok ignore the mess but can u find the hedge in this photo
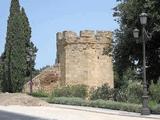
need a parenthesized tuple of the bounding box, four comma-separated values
(49, 97, 142, 113)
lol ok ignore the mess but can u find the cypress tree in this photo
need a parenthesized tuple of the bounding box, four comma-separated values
(2, 0, 21, 92)
(21, 7, 31, 48)
(2, 0, 36, 92)
(20, 7, 37, 83)
(11, 14, 27, 92)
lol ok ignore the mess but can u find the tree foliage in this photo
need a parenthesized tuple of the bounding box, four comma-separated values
(1, 0, 37, 92)
(113, 0, 160, 87)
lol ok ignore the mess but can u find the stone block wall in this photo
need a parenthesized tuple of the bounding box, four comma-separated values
(56, 30, 114, 88)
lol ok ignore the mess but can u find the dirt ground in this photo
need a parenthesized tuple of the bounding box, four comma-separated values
(0, 93, 49, 106)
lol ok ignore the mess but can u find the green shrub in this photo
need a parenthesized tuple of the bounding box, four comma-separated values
(149, 82, 160, 103)
(51, 86, 71, 98)
(114, 88, 128, 102)
(31, 90, 49, 97)
(126, 81, 143, 104)
(71, 85, 88, 98)
(90, 99, 141, 113)
(49, 97, 141, 113)
(49, 97, 89, 106)
(90, 84, 114, 100)
(115, 81, 143, 104)
(148, 100, 158, 109)
(151, 104, 160, 114)
(51, 84, 88, 99)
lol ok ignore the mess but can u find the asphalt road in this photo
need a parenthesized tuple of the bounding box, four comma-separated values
(0, 110, 48, 120)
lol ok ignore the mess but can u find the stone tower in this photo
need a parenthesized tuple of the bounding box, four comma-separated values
(56, 30, 114, 88)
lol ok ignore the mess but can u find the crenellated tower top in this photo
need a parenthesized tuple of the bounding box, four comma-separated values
(57, 30, 112, 44)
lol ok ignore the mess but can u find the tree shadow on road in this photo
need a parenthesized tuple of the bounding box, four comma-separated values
(0, 110, 56, 120)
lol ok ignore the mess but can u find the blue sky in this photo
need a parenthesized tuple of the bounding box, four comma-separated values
(0, 0, 118, 69)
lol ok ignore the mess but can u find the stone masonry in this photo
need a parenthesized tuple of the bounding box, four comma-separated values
(23, 30, 114, 93)
(23, 64, 60, 93)
(56, 30, 114, 88)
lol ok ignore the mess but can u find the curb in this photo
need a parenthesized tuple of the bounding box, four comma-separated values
(51, 104, 160, 120)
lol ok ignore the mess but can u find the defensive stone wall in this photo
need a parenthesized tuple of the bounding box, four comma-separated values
(56, 30, 114, 88)
(23, 64, 60, 93)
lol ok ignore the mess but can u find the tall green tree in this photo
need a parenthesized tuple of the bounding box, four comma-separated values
(113, 0, 160, 88)
(2, 0, 37, 92)
(2, 0, 21, 92)
(20, 7, 37, 82)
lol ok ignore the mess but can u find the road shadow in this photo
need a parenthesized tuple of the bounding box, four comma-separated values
(0, 110, 55, 120)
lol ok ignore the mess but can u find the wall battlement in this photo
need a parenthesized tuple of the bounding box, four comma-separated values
(57, 30, 112, 44)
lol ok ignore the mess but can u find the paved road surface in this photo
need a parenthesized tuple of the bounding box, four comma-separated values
(0, 105, 160, 120)
(0, 110, 47, 120)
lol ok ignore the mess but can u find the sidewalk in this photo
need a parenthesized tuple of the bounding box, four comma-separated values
(0, 104, 159, 120)
(51, 104, 160, 119)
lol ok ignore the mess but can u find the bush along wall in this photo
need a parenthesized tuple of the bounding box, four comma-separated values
(51, 84, 88, 99)
(46, 83, 160, 114)
(48, 97, 142, 113)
